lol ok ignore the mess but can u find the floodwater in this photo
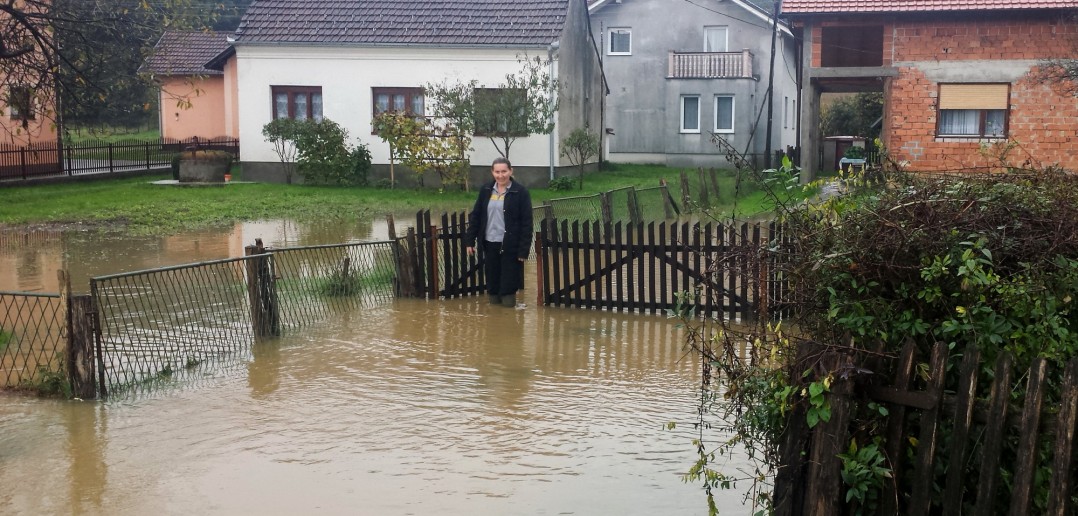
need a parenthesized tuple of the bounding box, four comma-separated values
(0, 218, 752, 515)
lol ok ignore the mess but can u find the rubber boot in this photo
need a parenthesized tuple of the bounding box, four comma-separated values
(488, 294, 500, 305)
(500, 293, 517, 307)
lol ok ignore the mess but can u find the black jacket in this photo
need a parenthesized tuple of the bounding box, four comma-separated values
(465, 180, 533, 260)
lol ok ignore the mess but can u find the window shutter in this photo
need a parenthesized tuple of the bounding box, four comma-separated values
(938, 84, 1009, 110)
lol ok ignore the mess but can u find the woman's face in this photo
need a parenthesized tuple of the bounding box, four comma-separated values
(492, 163, 513, 187)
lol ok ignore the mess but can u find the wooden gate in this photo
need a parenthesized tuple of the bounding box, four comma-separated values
(397, 210, 485, 299)
(535, 218, 791, 320)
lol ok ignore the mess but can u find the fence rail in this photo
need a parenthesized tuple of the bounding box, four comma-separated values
(0, 136, 239, 182)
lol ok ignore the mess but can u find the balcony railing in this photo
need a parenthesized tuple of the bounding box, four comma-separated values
(668, 50, 754, 79)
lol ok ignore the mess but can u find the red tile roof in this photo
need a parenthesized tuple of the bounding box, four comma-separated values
(141, 31, 232, 75)
(235, 0, 568, 46)
(782, 0, 1078, 14)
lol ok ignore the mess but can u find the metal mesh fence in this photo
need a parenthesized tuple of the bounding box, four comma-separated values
(535, 185, 678, 234)
(270, 241, 399, 328)
(89, 241, 399, 394)
(0, 292, 65, 389)
(91, 257, 256, 393)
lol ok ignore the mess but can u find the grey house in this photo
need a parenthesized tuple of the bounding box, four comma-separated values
(589, 0, 798, 168)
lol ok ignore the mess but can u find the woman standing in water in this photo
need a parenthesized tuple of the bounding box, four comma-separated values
(466, 157, 533, 307)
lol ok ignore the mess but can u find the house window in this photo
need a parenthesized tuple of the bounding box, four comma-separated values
(937, 83, 1009, 138)
(8, 86, 33, 121)
(608, 28, 631, 55)
(474, 87, 528, 136)
(681, 95, 700, 133)
(373, 87, 425, 117)
(704, 26, 728, 52)
(272, 86, 323, 121)
(715, 95, 734, 133)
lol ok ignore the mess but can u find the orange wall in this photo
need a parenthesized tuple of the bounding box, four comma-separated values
(158, 75, 227, 140)
(224, 56, 239, 139)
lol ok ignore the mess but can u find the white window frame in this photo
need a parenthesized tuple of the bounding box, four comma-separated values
(681, 95, 701, 134)
(704, 26, 729, 53)
(783, 96, 789, 129)
(608, 28, 632, 55)
(714, 95, 734, 133)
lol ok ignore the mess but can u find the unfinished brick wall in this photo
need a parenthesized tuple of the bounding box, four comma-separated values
(882, 15, 1078, 172)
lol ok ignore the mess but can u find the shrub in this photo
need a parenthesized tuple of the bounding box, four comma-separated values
(548, 176, 575, 191)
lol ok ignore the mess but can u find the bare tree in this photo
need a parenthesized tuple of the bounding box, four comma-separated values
(0, 0, 215, 140)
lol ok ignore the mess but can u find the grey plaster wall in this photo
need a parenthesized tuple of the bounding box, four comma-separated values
(590, 0, 799, 165)
(555, 0, 606, 166)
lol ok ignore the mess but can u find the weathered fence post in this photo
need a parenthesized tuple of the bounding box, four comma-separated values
(679, 171, 692, 213)
(697, 168, 710, 208)
(627, 188, 642, 225)
(427, 223, 439, 299)
(543, 202, 554, 223)
(804, 350, 855, 516)
(58, 271, 97, 399)
(67, 295, 98, 399)
(659, 179, 676, 219)
(534, 229, 545, 307)
(708, 168, 721, 201)
(245, 238, 280, 338)
(599, 191, 613, 224)
(398, 227, 419, 297)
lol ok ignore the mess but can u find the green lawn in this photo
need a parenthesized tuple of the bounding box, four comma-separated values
(0, 163, 800, 234)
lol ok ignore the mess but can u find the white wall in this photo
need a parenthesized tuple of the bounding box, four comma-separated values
(235, 45, 559, 168)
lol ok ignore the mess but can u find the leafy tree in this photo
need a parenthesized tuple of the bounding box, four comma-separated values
(0, 0, 216, 138)
(373, 111, 471, 190)
(559, 127, 599, 190)
(820, 92, 883, 139)
(262, 118, 301, 184)
(263, 118, 371, 186)
(425, 55, 558, 161)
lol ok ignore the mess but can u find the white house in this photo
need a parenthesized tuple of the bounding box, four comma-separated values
(216, 0, 604, 186)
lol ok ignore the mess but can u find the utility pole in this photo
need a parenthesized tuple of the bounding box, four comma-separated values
(764, 0, 781, 170)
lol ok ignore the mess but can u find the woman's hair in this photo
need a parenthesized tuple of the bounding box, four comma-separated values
(491, 157, 512, 169)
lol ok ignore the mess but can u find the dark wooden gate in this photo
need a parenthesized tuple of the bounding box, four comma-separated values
(397, 210, 485, 299)
(535, 218, 791, 319)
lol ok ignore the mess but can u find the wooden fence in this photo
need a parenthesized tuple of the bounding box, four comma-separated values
(535, 218, 792, 320)
(393, 210, 486, 299)
(774, 341, 1078, 515)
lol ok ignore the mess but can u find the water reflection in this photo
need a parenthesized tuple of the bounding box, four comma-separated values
(0, 217, 751, 514)
(0, 218, 388, 293)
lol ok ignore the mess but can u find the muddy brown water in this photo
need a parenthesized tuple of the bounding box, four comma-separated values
(0, 218, 751, 515)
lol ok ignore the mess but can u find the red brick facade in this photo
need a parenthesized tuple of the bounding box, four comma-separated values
(806, 12, 1078, 173)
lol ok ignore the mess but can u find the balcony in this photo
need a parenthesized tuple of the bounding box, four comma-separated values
(668, 50, 754, 79)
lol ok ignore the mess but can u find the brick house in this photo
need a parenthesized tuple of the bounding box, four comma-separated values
(140, 31, 239, 141)
(211, 0, 603, 187)
(782, 0, 1078, 178)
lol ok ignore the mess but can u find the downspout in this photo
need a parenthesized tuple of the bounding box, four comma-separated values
(548, 41, 560, 182)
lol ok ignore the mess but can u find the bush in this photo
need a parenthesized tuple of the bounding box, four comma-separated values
(548, 176, 575, 191)
(279, 118, 372, 186)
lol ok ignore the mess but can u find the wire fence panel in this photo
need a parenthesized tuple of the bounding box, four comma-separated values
(0, 292, 65, 388)
(270, 241, 399, 329)
(89, 240, 399, 394)
(91, 257, 257, 394)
